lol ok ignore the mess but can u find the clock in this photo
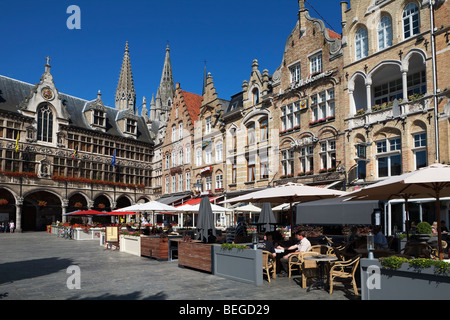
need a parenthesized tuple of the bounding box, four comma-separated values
(42, 88, 54, 100)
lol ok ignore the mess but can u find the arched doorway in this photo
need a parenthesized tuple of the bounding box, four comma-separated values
(0, 188, 16, 231)
(23, 191, 62, 231)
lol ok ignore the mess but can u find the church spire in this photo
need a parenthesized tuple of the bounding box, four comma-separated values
(115, 41, 136, 112)
(157, 44, 175, 111)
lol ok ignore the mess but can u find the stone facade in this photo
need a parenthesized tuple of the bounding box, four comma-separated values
(0, 43, 154, 231)
(341, 0, 449, 188)
(271, 0, 346, 188)
(161, 83, 202, 200)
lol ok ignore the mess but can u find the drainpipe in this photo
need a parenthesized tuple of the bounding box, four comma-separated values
(430, 0, 440, 163)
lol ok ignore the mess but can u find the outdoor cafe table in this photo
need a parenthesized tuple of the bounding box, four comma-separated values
(303, 254, 337, 292)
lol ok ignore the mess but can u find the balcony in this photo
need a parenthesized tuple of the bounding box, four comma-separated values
(346, 95, 430, 130)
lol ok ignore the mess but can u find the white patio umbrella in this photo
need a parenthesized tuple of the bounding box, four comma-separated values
(222, 182, 348, 230)
(111, 201, 182, 227)
(346, 163, 450, 259)
(234, 204, 261, 213)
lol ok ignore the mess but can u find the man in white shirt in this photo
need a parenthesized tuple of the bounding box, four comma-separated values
(278, 231, 311, 275)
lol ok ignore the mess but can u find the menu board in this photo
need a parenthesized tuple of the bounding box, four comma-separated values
(105, 226, 119, 243)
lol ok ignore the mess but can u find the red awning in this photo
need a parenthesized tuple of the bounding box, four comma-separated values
(176, 196, 221, 207)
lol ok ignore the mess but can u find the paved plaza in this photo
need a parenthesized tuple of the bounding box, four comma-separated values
(0, 232, 356, 302)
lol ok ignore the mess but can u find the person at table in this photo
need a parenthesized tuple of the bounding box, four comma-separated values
(257, 232, 276, 256)
(373, 225, 388, 249)
(277, 231, 311, 275)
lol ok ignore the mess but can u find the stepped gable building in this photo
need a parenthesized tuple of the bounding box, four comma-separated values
(340, 0, 449, 188)
(159, 83, 202, 206)
(271, 0, 345, 188)
(0, 43, 154, 231)
(223, 59, 275, 198)
(148, 45, 176, 198)
(192, 72, 229, 201)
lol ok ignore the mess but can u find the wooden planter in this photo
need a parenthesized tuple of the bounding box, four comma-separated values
(178, 241, 214, 273)
(141, 236, 169, 260)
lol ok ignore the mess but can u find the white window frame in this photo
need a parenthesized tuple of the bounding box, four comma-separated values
(413, 132, 427, 169)
(377, 16, 392, 51)
(376, 137, 402, 178)
(205, 117, 212, 134)
(403, 2, 420, 40)
(185, 171, 191, 191)
(309, 52, 323, 75)
(289, 62, 301, 83)
(215, 143, 223, 162)
(355, 27, 368, 60)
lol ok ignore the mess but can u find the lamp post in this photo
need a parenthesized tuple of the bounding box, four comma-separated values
(367, 232, 375, 260)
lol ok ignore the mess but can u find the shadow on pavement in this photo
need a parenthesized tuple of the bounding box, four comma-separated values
(70, 290, 168, 300)
(0, 257, 74, 285)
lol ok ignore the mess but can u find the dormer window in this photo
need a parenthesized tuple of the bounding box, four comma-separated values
(93, 110, 105, 126)
(126, 119, 137, 134)
(252, 88, 260, 105)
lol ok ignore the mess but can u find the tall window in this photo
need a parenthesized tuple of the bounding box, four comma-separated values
(310, 53, 323, 74)
(403, 3, 419, 39)
(319, 141, 336, 170)
(196, 149, 202, 166)
(165, 153, 170, 169)
(205, 175, 212, 191)
(215, 143, 223, 162)
(290, 63, 301, 83)
(178, 122, 183, 140)
(171, 175, 176, 193)
(355, 27, 368, 60)
(185, 146, 191, 164)
(310, 89, 335, 122)
(179, 149, 183, 165)
(37, 104, 53, 142)
(260, 117, 268, 141)
(282, 150, 294, 176)
(252, 88, 260, 105)
(205, 117, 212, 134)
(247, 155, 256, 182)
(247, 123, 256, 145)
(205, 145, 212, 164)
(260, 153, 269, 179)
(172, 125, 177, 142)
(178, 173, 183, 192)
(413, 133, 427, 169)
(232, 157, 237, 184)
(356, 144, 367, 180)
(376, 137, 402, 178)
(281, 103, 300, 131)
(165, 176, 169, 193)
(185, 171, 191, 191)
(215, 174, 223, 189)
(377, 16, 392, 50)
(300, 145, 314, 173)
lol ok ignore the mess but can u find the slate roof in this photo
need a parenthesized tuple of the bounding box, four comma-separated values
(0, 75, 153, 145)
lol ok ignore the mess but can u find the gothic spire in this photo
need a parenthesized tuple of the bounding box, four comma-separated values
(115, 41, 136, 112)
(157, 44, 175, 110)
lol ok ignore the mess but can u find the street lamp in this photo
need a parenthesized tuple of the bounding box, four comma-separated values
(367, 231, 375, 260)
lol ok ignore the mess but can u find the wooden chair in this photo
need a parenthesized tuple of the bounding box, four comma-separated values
(309, 244, 330, 254)
(262, 250, 276, 283)
(328, 255, 361, 295)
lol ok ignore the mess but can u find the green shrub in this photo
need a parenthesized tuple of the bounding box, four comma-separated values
(416, 221, 432, 234)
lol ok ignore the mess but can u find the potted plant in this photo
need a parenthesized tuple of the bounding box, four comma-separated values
(415, 221, 432, 242)
(0, 199, 8, 206)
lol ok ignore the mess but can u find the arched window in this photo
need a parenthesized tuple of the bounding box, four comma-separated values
(355, 27, 368, 60)
(37, 104, 53, 142)
(403, 3, 419, 39)
(377, 16, 392, 50)
(252, 88, 260, 105)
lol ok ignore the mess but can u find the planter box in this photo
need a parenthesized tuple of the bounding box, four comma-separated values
(360, 258, 450, 300)
(141, 236, 169, 260)
(51, 225, 61, 235)
(212, 246, 263, 286)
(178, 241, 214, 273)
(73, 228, 103, 241)
(119, 235, 141, 256)
(141, 235, 182, 260)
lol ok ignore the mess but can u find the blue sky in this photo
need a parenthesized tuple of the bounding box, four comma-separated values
(0, 0, 342, 114)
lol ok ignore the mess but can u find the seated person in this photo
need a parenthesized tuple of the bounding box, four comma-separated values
(277, 231, 311, 275)
(373, 226, 389, 249)
(257, 232, 276, 256)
